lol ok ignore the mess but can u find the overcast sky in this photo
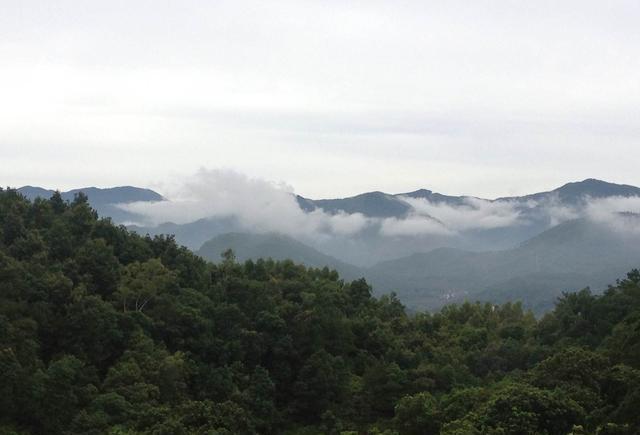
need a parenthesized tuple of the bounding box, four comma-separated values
(1, 0, 639, 199)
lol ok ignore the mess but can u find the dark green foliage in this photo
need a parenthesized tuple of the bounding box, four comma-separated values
(0, 188, 639, 434)
(480, 383, 584, 435)
(393, 392, 441, 434)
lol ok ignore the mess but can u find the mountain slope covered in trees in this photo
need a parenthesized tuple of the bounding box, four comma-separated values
(195, 217, 640, 314)
(370, 217, 640, 313)
(197, 232, 363, 281)
(0, 188, 639, 434)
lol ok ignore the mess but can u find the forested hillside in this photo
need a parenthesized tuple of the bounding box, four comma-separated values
(197, 232, 363, 282)
(1, 188, 639, 434)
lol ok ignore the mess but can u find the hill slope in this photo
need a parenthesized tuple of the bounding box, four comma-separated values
(197, 232, 364, 281)
(370, 217, 640, 313)
(194, 218, 640, 314)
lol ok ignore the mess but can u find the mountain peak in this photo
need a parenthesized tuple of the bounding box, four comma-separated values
(553, 178, 640, 200)
(309, 191, 410, 218)
(556, 178, 612, 189)
(401, 188, 433, 197)
(495, 179, 640, 204)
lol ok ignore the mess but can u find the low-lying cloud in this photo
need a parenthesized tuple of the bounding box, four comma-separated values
(585, 196, 640, 221)
(119, 169, 370, 240)
(530, 194, 640, 233)
(401, 196, 524, 232)
(119, 169, 640, 242)
(379, 215, 453, 237)
(584, 196, 640, 234)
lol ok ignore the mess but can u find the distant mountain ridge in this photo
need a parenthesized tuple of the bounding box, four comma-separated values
(27, 177, 639, 265)
(20, 178, 639, 222)
(17, 185, 164, 224)
(18, 185, 164, 203)
(297, 178, 640, 218)
(498, 178, 640, 204)
(296, 189, 469, 218)
(298, 191, 412, 218)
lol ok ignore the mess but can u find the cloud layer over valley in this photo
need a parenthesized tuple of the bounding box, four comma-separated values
(120, 170, 640, 247)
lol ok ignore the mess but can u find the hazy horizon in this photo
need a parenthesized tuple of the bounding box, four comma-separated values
(11, 173, 640, 203)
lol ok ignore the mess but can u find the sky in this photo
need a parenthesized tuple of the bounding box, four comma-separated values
(1, 0, 640, 199)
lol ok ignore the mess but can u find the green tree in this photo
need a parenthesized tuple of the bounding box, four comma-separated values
(393, 392, 441, 435)
(481, 383, 584, 435)
(114, 259, 176, 313)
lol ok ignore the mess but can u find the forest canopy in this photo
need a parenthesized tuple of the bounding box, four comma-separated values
(0, 188, 639, 434)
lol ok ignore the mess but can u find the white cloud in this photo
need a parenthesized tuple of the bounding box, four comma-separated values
(119, 168, 370, 239)
(120, 169, 530, 239)
(379, 215, 453, 237)
(118, 168, 640, 242)
(528, 194, 582, 227)
(582, 196, 640, 234)
(524, 194, 640, 234)
(585, 196, 640, 220)
(400, 196, 523, 231)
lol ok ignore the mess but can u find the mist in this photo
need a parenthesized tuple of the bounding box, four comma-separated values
(120, 169, 522, 241)
(401, 196, 524, 232)
(120, 169, 370, 240)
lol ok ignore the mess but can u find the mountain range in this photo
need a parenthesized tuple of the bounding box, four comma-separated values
(16, 179, 640, 313)
(298, 178, 640, 218)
